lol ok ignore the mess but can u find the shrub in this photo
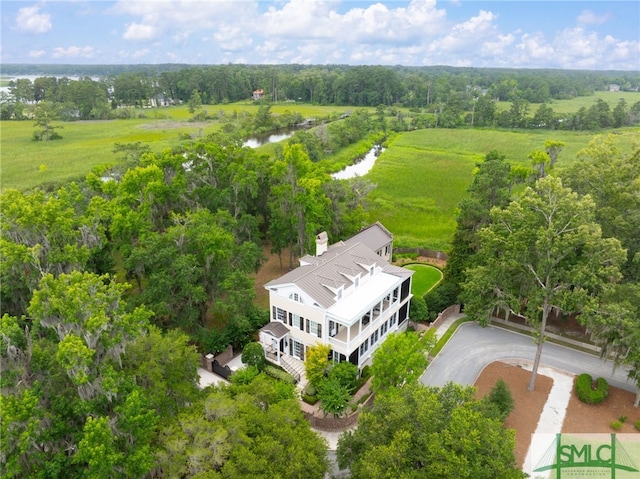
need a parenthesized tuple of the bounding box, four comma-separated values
(486, 378, 515, 422)
(317, 376, 351, 418)
(619, 415, 628, 423)
(635, 420, 640, 431)
(241, 342, 266, 370)
(328, 361, 359, 393)
(410, 296, 429, 323)
(304, 383, 317, 397)
(610, 420, 623, 431)
(575, 373, 609, 404)
(264, 365, 297, 384)
(302, 394, 319, 405)
(229, 365, 260, 385)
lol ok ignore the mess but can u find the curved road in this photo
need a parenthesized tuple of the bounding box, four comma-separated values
(420, 322, 636, 393)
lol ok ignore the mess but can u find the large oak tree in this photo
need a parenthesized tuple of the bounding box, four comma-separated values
(462, 176, 626, 391)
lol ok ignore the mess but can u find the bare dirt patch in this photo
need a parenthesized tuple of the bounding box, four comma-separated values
(563, 379, 640, 434)
(474, 361, 552, 468)
(474, 361, 640, 468)
(253, 244, 295, 309)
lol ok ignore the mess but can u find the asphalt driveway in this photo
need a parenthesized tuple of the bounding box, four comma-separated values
(420, 322, 636, 393)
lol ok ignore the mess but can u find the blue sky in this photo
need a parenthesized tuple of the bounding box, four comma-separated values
(1, 1, 639, 70)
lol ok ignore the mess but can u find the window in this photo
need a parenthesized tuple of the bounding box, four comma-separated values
(273, 307, 286, 322)
(306, 319, 322, 338)
(329, 321, 338, 337)
(384, 245, 390, 256)
(290, 313, 304, 330)
(359, 339, 369, 356)
(362, 312, 371, 327)
(369, 266, 374, 277)
(289, 292, 303, 303)
(337, 287, 343, 300)
(390, 312, 397, 327)
(354, 276, 359, 288)
(392, 287, 399, 302)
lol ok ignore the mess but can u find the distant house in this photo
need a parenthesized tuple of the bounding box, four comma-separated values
(252, 89, 265, 100)
(260, 222, 414, 377)
(608, 84, 621, 92)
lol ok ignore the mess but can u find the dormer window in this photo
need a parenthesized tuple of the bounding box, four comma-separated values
(289, 292, 303, 303)
(369, 266, 374, 277)
(354, 276, 360, 288)
(337, 287, 343, 300)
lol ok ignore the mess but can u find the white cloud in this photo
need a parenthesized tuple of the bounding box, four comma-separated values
(29, 49, 47, 58)
(131, 48, 150, 59)
(16, 6, 52, 34)
(430, 10, 497, 53)
(90, 0, 640, 69)
(123, 23, 158, 41)
(52, 46, 96, 59)
(577, 10, 611, 26)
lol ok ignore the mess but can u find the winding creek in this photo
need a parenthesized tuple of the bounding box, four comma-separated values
(243, 129, 383, 180)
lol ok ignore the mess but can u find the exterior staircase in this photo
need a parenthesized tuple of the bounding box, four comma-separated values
(265, 346, 308, 390)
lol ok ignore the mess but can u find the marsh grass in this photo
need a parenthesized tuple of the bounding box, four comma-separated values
(363, 127, 639, 249)
(0, 102, 361, 191)
(495, 91, 640, 114)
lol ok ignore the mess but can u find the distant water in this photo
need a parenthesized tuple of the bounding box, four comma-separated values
(332, 146, 384, 180)
(243, 131, 295, 148)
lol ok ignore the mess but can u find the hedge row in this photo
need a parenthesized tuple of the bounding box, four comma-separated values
(264, 365, 297, 385)
(575, 373, 609, 404)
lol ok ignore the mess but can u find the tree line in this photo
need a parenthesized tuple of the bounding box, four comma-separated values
(3, 65, 640, 130)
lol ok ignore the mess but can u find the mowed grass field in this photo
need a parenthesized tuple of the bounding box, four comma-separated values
(364, 127, 639, 250)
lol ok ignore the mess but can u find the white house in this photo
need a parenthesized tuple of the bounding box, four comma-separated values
(260, 223, 414, 375)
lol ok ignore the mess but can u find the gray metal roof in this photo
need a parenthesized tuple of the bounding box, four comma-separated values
(343, 221, 393, 252)
(260, 321, 290, 339)
(265, 237, 411, 310)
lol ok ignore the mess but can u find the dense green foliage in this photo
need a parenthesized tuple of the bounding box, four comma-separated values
(0, 272, 201, 478)
(371, 331, 434, 392)
(156, 374, 328, 478)
(575, 374, 609, 405)
(337, 383, 526, 479)
(462, 176, 626, 390)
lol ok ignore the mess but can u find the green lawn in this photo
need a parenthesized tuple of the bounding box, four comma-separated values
(404, 264, 443, 296)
